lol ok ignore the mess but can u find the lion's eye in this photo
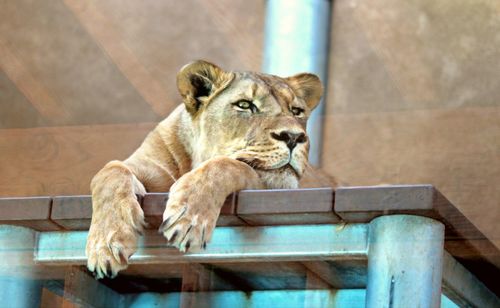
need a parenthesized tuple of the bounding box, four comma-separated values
(291, 107, 304, 116)
(233, 100, 258, 113)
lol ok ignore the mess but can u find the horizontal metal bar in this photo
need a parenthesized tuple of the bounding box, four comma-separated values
(125, 289, 366, 308)
(442, 251, 500, 308)
(123, 290, 459, 308)
(35, 224, 368, 265)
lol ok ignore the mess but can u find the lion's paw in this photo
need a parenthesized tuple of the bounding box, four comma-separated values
(86, 226, 138, 279)
(86, 219, 141, 279)
(159, 181, 220, 252)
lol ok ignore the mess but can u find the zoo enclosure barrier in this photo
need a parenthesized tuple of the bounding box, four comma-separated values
(0, 185, 499, 307)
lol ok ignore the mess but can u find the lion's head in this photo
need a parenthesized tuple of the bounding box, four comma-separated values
(176, 60, 322, 189)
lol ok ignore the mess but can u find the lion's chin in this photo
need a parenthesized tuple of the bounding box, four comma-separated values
(255, 166, 300, 189)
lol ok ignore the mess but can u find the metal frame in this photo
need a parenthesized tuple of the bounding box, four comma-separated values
(123, 290, 460, 308)
(36, 224, 368, 265)
(0, 215, 497, 307)
(32, 216, 499, 307)
(366, 215, 445, 308)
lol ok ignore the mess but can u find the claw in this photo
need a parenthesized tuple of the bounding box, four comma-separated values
(161, 207, 187, 233)
(159, 218, 170, 233)
(185, 241, 191, 251)
(96, 266, 104, 280)
(88, 261, 96, 273)
(169, 230, 178, 243)
(135, 194, 144, 204)
(105, 261, 112, 277)
(184, 225, 193, 236)
(179, 225, 193, 252)
(202, 242, 207, 250)
(118, 250, 128, 264)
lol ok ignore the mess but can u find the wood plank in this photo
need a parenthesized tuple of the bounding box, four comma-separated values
(0, 197, 62, 231)
(305, 269, 330, 289)
(62, 0, 171, 116)
(181, 264, 213, 291)
(180, 264, 214, 308)
(142, 192, 244, 228)
(198, 0, 263, 67)
(51, 196, 92, 230)
(0, 39, 69, 122)
(51, 193, 242, 230)
(210, 262, 309, 291)
(0, 123, 155, 197)
(63, 266, 123, 307)
(237, 188, 338, 225)
(0, 70, 47, 129)
(302, 260, 367, 290)
(40, 288, 73, 308)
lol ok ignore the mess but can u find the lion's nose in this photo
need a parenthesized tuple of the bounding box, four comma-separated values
(270, 131, 307, 151)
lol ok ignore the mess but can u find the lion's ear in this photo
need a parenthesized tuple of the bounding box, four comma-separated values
(177, 60, 233, 114)
(285, 73, 323, 111)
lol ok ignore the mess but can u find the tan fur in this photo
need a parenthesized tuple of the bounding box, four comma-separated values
(86, 60, 333, 279)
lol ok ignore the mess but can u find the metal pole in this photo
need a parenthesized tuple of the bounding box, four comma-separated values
(262, 0, 332, 167)
(0, 225, 42, 308)
(366, 215, 445, 308)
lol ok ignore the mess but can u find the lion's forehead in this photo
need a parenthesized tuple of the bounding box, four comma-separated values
(234, 72, 298, 108)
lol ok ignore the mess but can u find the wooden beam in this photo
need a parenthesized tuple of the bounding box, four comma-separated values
(180, 264, 214, 308)
(63, 0, 171, 116)
(0, 196, 62, 231)
(0, 123, 155, 196)
(237, 188, 338, 225)
(63, 266, 123, 307)
(0, 40, 69, 121)
(198, 0, 263, 68)
(49, 193, 240, 231)
(351, 1, 437, 102)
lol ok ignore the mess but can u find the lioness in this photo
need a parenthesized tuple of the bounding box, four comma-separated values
(86, 60, 329, 279)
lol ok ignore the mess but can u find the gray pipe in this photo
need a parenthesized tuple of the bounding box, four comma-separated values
(366, 215, 445, 308)
(262, 0, 332, 167)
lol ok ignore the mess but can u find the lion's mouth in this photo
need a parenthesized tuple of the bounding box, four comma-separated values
(279, 163, 300, 178)
(236, 157, 300, 178)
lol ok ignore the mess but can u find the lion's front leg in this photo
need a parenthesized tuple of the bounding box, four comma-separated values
(160, 157, 263, 251)
(86, 161, 147, 279)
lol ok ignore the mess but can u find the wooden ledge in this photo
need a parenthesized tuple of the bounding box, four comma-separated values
(47, 188, 337, 230)
(0, 196, 61, 230)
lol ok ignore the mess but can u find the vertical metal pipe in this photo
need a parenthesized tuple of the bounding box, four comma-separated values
(262, 0, 332, 167)
(0, 225, 42, 308)
(366, 215, 445, 308)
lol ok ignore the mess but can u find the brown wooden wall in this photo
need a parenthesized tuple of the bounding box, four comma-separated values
(0, 0, 498, 248)
(324, 0, 500, 249)
(0, 0, 264, 195)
